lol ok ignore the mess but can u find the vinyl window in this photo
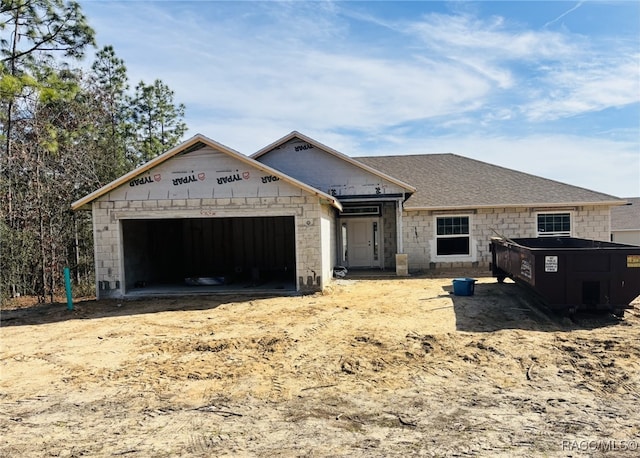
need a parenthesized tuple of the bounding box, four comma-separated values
(537, 212, 571, 237)
(436, 216, 470, 256)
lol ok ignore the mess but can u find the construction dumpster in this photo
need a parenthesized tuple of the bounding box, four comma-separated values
(490, 237, 640, 316)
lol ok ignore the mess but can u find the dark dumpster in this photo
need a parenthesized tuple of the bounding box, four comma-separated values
(490, 237, 640, 316)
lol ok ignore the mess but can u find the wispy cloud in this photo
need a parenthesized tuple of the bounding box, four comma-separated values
(406, 13, 580, 60)
(544, 1, 584, 28)
(523, 55, 640, 121)
(119, 6, 495, 131)
(80, 1, 639, 196)
(399, 9, 638, 124)
(87, 2, 636, 126)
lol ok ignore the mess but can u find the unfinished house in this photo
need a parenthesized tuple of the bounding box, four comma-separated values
(73, 131, 626, 298)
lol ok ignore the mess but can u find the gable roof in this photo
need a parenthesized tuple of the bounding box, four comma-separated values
(252, 131, 416, 194)
(356, 153, 625, 210)
(71, 134, 342, 211)
(611, 197, 640, 231)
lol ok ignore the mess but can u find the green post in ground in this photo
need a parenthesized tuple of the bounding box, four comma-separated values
(64, 267, 73, 311)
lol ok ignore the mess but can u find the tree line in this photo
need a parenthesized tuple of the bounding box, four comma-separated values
(1, 0, 188, 303)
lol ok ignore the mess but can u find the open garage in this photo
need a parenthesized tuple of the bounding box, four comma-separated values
(121, 216, 296, 294)
(72, 134, 340, 299)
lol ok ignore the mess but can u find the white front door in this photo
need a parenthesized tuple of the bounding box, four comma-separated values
(345, 218, 380, 268)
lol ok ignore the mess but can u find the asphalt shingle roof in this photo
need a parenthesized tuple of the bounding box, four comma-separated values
(355, 153, 622, 209)
(611, 197, 640, 231)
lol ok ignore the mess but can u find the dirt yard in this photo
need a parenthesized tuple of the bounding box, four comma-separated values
(1, 274, 639, 457)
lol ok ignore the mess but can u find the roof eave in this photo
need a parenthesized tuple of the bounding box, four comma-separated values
(404, 200, 628, 212)
(72, 134, 211, 211)
(71, 133, 342, 212)
(252, 131, 417, 194)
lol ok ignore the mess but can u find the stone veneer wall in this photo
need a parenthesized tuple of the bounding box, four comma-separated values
(381, 201, 398, 270)
(402, 205, 612, 272)
(92, 195, 328, 298)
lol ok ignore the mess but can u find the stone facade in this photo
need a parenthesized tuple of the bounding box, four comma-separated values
(92, 194, 330, 298)
(79, 133, 622, 298)
(402, 205, 612, 272)
(381, 201, 398, 269)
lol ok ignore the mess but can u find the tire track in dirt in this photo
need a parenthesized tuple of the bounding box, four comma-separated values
(267, 312, 340, 399)
(2, 279, 639, 457)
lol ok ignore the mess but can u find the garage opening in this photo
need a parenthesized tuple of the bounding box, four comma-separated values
(121, 216, 296, 294)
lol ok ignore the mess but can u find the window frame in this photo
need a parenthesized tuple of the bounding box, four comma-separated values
(536, 211, 572, 237)
(434, 215, 471, 257)
(339, 205, 381, 217)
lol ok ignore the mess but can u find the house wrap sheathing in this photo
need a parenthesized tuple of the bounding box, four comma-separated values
(73, 131, 625, 299)
(73, 135, 342, 299)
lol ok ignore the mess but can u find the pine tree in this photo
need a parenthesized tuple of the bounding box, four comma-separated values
(88, 45, 131, 180)
(128, 79, 187, 165)
(1, 0, 95, 301)
(0, 1, 190, 303)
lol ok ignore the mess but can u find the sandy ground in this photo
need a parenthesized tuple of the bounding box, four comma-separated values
(1, 273, 639, 457)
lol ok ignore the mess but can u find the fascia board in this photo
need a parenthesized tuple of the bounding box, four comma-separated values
(72, 133, 342, 211)
(252, 131, 417, 194)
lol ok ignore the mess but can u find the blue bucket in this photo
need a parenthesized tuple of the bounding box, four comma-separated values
(452, 278, 476, 296)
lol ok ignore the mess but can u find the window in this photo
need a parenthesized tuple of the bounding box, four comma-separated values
(436, 216, 470, 256)
(537, 213, 571, 237)
(340, 222, 348, 263)
(373, 221, 379, 261)
(340, 205, 381, 216)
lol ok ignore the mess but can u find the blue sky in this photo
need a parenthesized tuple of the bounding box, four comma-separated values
(79, 1, 639, 197)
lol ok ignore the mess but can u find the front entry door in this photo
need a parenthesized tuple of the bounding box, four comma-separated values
(345, 218, 380, 268)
